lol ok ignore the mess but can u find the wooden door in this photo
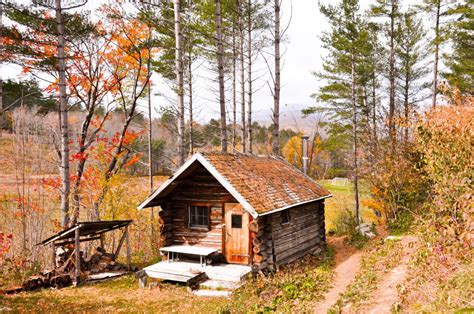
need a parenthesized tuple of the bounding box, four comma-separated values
(224, 203, 250, 264)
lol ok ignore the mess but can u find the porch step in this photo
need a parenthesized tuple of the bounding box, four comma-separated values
(202, 264, 251, 282)
(199, 279, 241, 291)
(192, 289, 232, 298)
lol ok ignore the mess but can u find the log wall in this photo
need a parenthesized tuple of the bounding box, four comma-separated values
(159, 164, 236, 251)
(270, 200, 326, 266)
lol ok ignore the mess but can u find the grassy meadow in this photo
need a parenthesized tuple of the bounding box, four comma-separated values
(318, 180, 377, 233)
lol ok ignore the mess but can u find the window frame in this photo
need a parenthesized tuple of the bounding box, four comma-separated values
(231, 214, 243, 229)
(188, 205, 211, 229)
(280, 209, 291, 225)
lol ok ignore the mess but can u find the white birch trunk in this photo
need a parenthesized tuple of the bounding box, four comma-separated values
(431, 0, 440, 109)
(239, 0, 246, 153)
(55, 0, 70, 228)
(272, 0, 281, 156)
(215, 0, 228, 152)
(247, 0, 253, 154)
(174, 0, 185, 166)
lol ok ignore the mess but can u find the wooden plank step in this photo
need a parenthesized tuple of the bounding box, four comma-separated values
(199, 279, 241, 291)
(145, 270, 207, 286)
(192, 290, 232, 298)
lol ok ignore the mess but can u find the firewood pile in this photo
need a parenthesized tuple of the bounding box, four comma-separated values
(18, 246, 128, 292)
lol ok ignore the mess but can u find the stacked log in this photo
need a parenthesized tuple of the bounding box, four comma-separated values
(16, 246, 128, 292)
(317, 202, 326, 243)
(159, 208, 173, 247)
(250, 217, 273, 272)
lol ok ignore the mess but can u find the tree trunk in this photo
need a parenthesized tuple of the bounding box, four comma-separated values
(55, 0, 70, 228)
(147, 43, 155, 253)
(351, 52, 360, 227)
(215, 0, 227, 152)
(232, 21, 237, 151)
(272, 0, 281, 156)
(188, 46, 194, 155)
(174, 0, 185, 166)
(431, 0, 440, 109)
(0, 2, 3, 138)
(247, 0, 253, 154)
(239, 0, 246, 153)
(404, 65, 409, 143)
(388, 0, 397, 154)
(371, 67, 377, 151)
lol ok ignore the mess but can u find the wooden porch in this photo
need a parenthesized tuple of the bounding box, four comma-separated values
(138, 250, 252, 292)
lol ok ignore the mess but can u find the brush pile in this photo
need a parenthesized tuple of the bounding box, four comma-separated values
(18, 246, 128, 292)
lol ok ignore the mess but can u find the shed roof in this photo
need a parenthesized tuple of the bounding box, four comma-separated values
(137, 152, 331, 218)
(39, 220, 132, 246)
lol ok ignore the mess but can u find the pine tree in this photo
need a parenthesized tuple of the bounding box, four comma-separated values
(396, 12, 429, 142)
(418, 0, 450, 108)
(311, 0, 367, 225)
(371, 0, 401, 153)
(443, 0, 474, 96)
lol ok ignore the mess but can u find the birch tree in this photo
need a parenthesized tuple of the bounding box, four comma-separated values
(271, 0, 281, 156)
(174, 0, 186, 165)
(215, 0, 227, 152)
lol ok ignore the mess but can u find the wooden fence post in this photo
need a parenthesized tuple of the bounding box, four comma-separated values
(74, 227, 80, 286)
(125, 225, 131, 271)
(51, 243, 56, 270)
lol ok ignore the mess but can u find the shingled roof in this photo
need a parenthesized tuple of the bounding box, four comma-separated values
(137, 152, 332, 218)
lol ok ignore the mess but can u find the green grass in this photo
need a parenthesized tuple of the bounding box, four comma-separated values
(318, 180, 376, 233)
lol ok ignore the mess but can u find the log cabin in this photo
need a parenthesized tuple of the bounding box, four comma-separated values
(137, 152, 332, 274)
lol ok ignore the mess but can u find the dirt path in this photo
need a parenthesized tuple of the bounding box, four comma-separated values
(362, 235, 418, 313)
(313, 237, 363, 314)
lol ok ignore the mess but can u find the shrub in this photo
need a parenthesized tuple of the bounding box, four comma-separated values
(333, 208, 370, 248)
(416, 106, 473, 254)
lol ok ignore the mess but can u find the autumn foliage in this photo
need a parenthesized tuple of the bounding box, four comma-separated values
(416, 106, 473, 252)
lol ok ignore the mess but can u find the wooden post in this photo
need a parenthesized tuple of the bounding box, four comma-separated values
(51, 243, 56, 269)
(74, 227, 80, 286)
(125, 225, 131, 271)
(113, 229, 127, 260)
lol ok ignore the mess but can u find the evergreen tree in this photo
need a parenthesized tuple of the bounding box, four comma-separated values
(309, 0, 367, 225)
(443, 0, 474, 96)
(371, 0, 401, 153)
(396, 12, 429, 142)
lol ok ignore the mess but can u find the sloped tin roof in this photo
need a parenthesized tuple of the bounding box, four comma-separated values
(137, 152, 332, 218)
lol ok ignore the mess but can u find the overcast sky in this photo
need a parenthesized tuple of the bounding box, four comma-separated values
(2, 0, 427, 129)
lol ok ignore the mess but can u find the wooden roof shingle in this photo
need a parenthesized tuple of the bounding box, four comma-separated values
(138, 152, 332, 217)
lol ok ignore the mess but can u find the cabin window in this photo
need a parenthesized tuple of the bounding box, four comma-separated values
(189, 205, 209, 228)
(231, 214, 242, 228)
(280, 209, 291, 225)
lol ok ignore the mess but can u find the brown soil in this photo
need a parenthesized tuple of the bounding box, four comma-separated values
(313, 237, 363, 314)
(360, 235, 419, 313)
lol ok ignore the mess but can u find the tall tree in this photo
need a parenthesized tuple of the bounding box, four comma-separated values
(174, 0, 185, 165)
(247, 0, 253, 153)
(310, 0, 366, 225)
(418, 0, 449, 108)
(0, 2, 3, 137)
(443, 0, 474, 97)
(232, 19, 237, 150)
(239, 0, 246, 152)
(2, 1, 90, 227)
(271, 0, 281, 156)
(396, 12, 429, 142)
(371, 0, 400, 153)
(54, 0, 71, 227)
(215, 0, 227, 152)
